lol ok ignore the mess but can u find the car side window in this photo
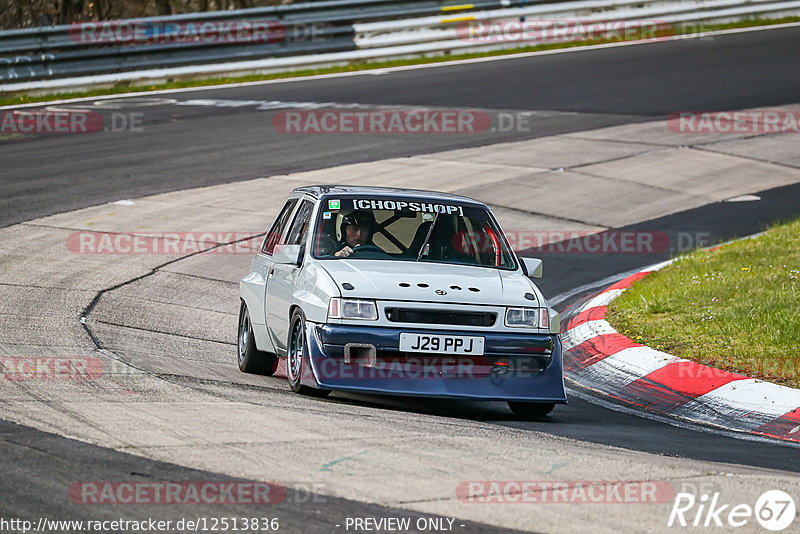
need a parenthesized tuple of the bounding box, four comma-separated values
(285, 200, 314, 246)
(261, 198, 298, 255)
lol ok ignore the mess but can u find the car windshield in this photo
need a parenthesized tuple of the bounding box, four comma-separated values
(311, 196, 517, 270)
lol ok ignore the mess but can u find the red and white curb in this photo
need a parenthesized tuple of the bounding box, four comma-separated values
(560, 261, 800, 443)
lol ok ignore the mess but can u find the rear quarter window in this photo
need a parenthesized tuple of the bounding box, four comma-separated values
(261, 198, 299, 255)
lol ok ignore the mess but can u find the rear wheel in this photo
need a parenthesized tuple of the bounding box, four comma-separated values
(508, 401, 555, 418)
(238, 301, 278, 375)
(287, 309, 331, 397)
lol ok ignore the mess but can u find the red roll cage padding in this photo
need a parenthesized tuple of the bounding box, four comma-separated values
(486, 227, 501, 267)
(315, 218, 326, 256)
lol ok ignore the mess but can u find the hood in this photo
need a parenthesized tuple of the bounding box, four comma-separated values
(318, 259, 539, 307)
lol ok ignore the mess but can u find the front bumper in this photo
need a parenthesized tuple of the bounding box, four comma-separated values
(299, 323, 567, 402)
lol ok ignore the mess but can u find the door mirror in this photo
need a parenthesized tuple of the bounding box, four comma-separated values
(522, 257, 543, 278)
(273, 244, 302, 266)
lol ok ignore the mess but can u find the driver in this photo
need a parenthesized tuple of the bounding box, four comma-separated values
(334, 210, 382, 257)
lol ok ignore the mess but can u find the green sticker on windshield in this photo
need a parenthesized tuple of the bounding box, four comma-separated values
(328, 199, 340, 210)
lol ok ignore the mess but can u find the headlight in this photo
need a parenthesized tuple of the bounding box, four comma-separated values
(505, 307, 549, 329)
(328, 298, 378, 320)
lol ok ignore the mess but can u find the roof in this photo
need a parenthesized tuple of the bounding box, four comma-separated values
(292, 185, 487, 207)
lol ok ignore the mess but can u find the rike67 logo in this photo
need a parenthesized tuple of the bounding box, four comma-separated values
(668, 490, 796, 531)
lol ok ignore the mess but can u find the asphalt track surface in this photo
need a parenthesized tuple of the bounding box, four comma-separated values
(0, 419, 528, 533)
(2, 25, 800, 227)
(2, 25, 800, 530)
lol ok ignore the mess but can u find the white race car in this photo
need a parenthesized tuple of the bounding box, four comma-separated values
(239, 186, 566, 416)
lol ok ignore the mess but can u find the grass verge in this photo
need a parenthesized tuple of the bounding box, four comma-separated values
(1, 17, 799, 107)
(607, 218, 800, 389)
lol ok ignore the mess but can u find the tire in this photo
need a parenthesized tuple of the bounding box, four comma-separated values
(508, 401, 555, 418)
(287, 309, 331, 397)
(238, 301, 278, 375)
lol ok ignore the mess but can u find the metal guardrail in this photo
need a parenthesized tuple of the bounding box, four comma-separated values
(0, 0, 521, 54)
(354, 0, 800, 49)
(0, 0, 531, 82)
(0, 0, 798, 89)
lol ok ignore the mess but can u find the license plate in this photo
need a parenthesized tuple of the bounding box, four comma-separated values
(399, 333, 485, 355)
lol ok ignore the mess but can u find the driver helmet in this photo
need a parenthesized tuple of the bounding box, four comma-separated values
(339, 210, 376, 240)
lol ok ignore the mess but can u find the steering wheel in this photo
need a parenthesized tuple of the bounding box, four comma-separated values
(349, 243, 385, 256)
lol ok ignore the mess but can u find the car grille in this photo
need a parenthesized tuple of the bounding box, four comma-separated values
(384, 307, 496, 327)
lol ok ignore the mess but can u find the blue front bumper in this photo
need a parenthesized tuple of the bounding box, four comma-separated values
(300, 323, 567, 402)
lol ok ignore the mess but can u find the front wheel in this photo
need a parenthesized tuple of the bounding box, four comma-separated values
(238, 301, 278, 375)
(508, 401, 555, 418)
(287, 309, 331, 397)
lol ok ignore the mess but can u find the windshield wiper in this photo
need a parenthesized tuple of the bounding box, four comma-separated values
(416, 213, 439, 261)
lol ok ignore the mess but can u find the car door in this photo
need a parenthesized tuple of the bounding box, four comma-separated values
(241, 197, 298, 348)
(266, 197, 315, 354)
